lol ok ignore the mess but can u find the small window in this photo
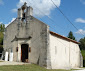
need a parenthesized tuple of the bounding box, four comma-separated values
(55, 46, 57, 54)
(29, 47, 31, 52)
(16, 47, 18, 52)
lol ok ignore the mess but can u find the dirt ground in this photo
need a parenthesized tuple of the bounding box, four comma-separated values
(0, 60, 30, 66)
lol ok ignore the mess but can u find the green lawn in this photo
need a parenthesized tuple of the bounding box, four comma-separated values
(0, 64, 71, 71)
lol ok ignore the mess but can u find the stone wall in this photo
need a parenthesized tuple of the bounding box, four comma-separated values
(3, 19, 19, 61)
(3, 15, 49, 67)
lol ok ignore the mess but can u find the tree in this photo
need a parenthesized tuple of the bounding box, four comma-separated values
(0, 23, 5, 57)
(0, 32, 3, 46)
(0, 23, 5, 46)
(0, 24, 5, 32)
(79, 37, 85, 67)
(67, 31, 76, 40)
(79, 37, 85, 50)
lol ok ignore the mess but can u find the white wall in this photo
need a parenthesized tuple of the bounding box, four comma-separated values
(70, 42, 80, 68)
(49, 34, 80, 69)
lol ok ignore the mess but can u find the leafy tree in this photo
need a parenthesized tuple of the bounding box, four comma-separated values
(79, 37, 85, 50)
(0, 32, 3, 57)
(0, 23, 5, 46)
(67, 31, 76, 40)
(79, 37, 85, 67)
(81, 50, 85, 67)
(0, 24, 5, 32)
(0, 23, 5, 57)
(0, 32, 3, 46)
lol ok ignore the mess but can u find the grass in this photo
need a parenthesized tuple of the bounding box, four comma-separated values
(0, 64, 72, 71)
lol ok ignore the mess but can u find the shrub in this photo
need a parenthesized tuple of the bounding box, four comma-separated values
(81, 50, 85, 67)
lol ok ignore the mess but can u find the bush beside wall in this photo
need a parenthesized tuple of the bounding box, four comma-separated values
(81, 50, 85, 67)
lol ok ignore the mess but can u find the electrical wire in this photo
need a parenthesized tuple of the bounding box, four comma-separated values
(51, 0, 85, 37)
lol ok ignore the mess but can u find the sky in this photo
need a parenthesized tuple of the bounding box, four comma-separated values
(0, 0, 85, 41)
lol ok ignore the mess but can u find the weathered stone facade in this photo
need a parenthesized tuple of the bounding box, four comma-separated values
(3, 3, 83, 69)
(4, 3, 49, 67)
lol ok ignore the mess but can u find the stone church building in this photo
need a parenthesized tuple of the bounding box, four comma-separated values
(3, 3, 82, 69)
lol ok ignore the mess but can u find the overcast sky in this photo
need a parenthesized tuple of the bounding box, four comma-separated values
(0, 0, 85, 41)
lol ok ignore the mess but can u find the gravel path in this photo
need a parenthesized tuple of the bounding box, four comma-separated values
(73, 68, 85, 71)
(0, 61, 29, 66)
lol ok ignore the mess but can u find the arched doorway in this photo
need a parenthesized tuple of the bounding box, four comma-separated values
(21, 44, 28, 62)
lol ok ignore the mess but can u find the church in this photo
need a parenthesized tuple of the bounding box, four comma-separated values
(3, 3, 82, 69)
